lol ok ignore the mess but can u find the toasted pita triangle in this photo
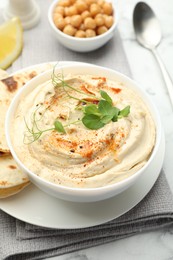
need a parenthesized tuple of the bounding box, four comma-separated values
(0, 155, 30, 198)
(0, 63, 54, 154)
(0, 63, 54, 197)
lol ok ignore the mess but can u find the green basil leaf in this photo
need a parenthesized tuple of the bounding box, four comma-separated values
(118, 106, 130, 118)
(82, 114, 105, 130)
(54, 120, 66, 133)
(100, 90, 113, 105)
(84, 104, 100, 116)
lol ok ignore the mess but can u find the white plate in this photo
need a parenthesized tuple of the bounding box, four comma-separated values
(0, 62, 162, 229)
(0, 164, 160, 229)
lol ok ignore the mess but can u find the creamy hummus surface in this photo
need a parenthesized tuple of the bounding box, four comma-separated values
(11, 74, 156, 188)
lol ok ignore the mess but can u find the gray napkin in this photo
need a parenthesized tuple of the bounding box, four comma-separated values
(1, 1, 173, 259)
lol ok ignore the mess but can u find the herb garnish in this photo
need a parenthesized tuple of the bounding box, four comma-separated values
(82, 97, 130, 130)
(24, 68, 130, 143)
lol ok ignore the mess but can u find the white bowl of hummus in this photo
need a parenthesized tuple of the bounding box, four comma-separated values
(5, 63, 165, 202)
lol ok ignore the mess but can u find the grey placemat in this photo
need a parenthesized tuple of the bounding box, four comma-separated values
(1, 1, 173, 259)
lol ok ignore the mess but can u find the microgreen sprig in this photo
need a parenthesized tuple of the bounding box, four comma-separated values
(52, 70, 99, 104)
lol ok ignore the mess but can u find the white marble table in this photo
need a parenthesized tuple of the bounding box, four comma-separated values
(1, 0, 173, 259)
(51, 0, 173, 259)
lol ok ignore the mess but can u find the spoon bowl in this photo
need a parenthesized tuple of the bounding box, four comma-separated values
(133, 1, 173, 107)
(133, 2, 161, 49)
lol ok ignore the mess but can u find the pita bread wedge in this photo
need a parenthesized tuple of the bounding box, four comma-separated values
(0, 63, 54, 155)
(0, 155, 30, 198)
(0, 63, 54, 197)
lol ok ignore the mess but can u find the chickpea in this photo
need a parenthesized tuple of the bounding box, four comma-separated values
(65, 5, 78, 16)
(54, 6, 65, 16)
(79, 23, 85, 30)
(97, 25, 108, 35)
(75, 30, 86, 37)
(53, 13, 63, 23)
(102, 2, 113, 15)
(86, 29, 96, 37)
(84, 17, 96, 29)
(95, 14, 104, 26)
(54, 17, 66, 30)
(70, 0, 77, 3)
(102, 14, 108, 20)
(90, 3, 101, 17)
(70, 15, 82, 28)
(81, 10, 91, 21)
(86, 0, 96, 5)
(104, 15, 114, 28)
(75, 0, 88, 13)
(63, 24, 77, 36)
(58, 0, 71, 7)
(97, 0, 105, 7)
(64, 7, 68, 16)
(64, 16, 71, 24)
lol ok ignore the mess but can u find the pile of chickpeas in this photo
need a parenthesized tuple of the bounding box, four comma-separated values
(53, 0, 114, 38)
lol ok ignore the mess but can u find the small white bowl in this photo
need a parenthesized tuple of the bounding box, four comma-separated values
(48, 0, 117, 52)
(5, 63, 165, 202)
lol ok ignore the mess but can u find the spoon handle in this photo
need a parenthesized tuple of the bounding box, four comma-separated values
(151, 48, 173, 107)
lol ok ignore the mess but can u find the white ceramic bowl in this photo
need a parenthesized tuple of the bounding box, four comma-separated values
(5, 63, 165, 202)
(48, 0, 117, 52)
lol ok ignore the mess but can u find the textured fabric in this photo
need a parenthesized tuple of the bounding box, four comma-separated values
(0, 1, 173, 259)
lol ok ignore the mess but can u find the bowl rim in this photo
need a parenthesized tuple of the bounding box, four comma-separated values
(5, 63, 163, 193)
(48, 0, 118, 42)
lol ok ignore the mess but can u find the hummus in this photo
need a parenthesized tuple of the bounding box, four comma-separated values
(11, 74, 156, 188)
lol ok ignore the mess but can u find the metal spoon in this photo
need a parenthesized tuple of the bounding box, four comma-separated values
(133, 2, 173, 107)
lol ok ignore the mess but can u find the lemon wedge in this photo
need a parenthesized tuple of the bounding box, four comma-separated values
(0, 17, 23, 70)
